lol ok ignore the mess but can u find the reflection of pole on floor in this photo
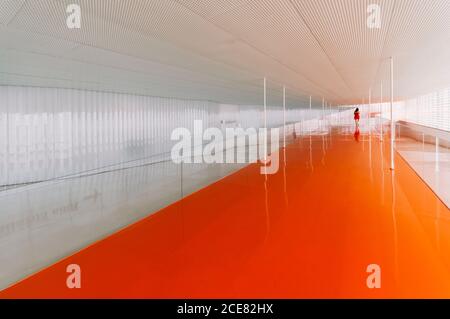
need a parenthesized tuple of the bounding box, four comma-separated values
(435, 137, 440, 173)
(380, 82, 383, 141)
(390, 57, 395, 170)
(283, 86, 286, 149)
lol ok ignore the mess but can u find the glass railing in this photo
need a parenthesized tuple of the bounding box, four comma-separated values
(394, 120, 450, 208)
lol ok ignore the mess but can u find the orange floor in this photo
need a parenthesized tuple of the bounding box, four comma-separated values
(1, 126, 450, 299)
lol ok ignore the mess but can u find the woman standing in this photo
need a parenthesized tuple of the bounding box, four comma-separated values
(354, 108, 360, 127)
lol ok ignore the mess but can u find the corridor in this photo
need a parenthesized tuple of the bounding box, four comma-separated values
(2, 125, 449, 298)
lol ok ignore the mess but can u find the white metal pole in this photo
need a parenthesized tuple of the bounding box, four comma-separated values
(436, 137, 440, 173)
(380, 82, 383, 141)
(322, 97, 324, 129)
(309, 95, 312, 135)
(338, 104, 340, 124)
(264, 77, 267, 162)
(283, 85, 286, 149)
(369, 88, 372, 134)
(390, 57, 395, 170)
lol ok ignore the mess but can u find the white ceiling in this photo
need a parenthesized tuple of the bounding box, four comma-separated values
(0, 0, 449, 106)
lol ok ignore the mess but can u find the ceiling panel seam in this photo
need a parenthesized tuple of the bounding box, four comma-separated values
(1, 25, 269, 97)
(0, 50, 265, 99)
(173, 0, 345, 101)
(4, 3, 275, 95)
(287, 0, 353, 98)
(5, 0, 27, 27)
(0, 70, 265, 105)
(5, 0, 341, 103)
(208, 1, 254, 20)
(370, 0, 397, 92)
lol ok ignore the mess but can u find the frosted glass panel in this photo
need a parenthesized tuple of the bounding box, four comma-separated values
(0, 85, 325, 187)
(0, 86, 215, 186)
(341, 86, 450, 132)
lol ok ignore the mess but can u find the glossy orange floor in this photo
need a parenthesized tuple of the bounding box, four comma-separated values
(1, 126, 450, 299)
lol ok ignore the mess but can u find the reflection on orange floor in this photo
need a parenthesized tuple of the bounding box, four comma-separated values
(1, 127, 450, 299)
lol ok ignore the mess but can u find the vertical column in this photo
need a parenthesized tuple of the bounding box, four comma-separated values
(435, 137, 440, 173)
(309, 96, 312, 135)
(321, 97, 324, 130)
(283, 86, 286, 149)
(263, 77, 267, 162)
(380, 82, 383, 141)
(369, 88, 372, 134)
(390, 57, 395, 170)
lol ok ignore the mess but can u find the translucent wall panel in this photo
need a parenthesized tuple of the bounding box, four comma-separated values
(0, 85, 329, 187)
(238, 106, 263, 129)
(0, 86, 216, 186)
(342, 86, 450, 132)
(403, 87, 450, 131)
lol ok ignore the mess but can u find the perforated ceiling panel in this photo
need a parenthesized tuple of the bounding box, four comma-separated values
(0, 0, 25, 25)
(0, 0, 449, 106)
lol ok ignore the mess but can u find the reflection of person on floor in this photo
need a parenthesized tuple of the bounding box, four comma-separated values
(354, 127, 360, 142)
(354, 108, 360, 128)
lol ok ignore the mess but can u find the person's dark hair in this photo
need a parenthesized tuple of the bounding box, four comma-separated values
(355, 108, 359, 112)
